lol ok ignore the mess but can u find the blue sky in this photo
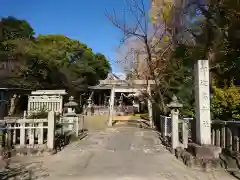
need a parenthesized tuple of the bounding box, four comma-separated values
(1, 0, 149, 73)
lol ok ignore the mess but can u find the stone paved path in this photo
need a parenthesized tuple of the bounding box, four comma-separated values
(37, 126, 235, 180)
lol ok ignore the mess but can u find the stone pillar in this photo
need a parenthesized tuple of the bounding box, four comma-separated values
(108, 86, 115, 126)
(171, 109, 179, 149)
(167, 95, 182, 150)
(194, 60, 211, 145)
(47, 111, 55, 149)
(147, 83, 153, 128)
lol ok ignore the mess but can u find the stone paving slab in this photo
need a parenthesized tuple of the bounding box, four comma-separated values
(5, 126, 238, 180)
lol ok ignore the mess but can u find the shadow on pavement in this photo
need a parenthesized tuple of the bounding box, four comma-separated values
(0, 161, 49, 180)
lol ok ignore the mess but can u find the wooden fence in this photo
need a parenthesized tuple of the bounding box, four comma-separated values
(0, 112, 84, 151)
(211, 120, 240, 152)
(0, 112, 55, 150)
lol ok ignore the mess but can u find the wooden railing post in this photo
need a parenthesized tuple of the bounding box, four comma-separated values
(38, 122, 44, 144)
(12, 123, 16, 145)
(0, 129, 3, 149)
(182, 121, 189, 149)
(81, 115, 85, 131)
(164, 116, 168, 137)
(220, 123, 226, 148)
(7, 124, 12, 148)
(211, 127, 216, 145)
(233, 126, 239, 152)
(29, 122, 35, 146)
(211, 121, 239, 151)
(216, 127, 221, 146)
(75, 116, 79, 137)
(226, 126, 233, 150)
(47, 111, 56, 149)
(20, 122, 25, 146)
(190, 120, 196, 143)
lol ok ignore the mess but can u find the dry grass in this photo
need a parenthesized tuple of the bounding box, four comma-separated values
(113, 116, 136, 121)
(83, 115, 108, 130)
(82, 113, 148, 130)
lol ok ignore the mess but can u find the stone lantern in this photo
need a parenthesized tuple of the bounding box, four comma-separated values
(64, 96, 78, 116)
(167, 95, 183, 111)
(167, 95, 183, 150)
(63, 96, 79, 133)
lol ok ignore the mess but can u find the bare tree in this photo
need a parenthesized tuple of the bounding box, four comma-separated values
(106, 0, 175, 114)
(116, 36, 148, 79)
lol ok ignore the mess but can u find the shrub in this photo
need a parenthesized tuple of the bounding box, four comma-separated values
(27, 106, 48, 119)
(211, 83, 240, 120)
(27, 111, 48, 119)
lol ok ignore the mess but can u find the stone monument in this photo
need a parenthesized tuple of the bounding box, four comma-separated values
(8, 94, 19, 116)
(194, 60, 211, 145)
(117, 93, 125, 115)
(189, 60, 221, 162)
(86, 97, 94, 116)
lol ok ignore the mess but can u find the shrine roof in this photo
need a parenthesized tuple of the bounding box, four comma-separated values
(88, 84, 143, 90)
(88, 85, 112, 90)
(89, 73, 155, 90)
(31, 89, 67, 95)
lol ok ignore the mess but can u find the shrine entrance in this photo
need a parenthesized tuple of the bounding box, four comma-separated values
(88, 73, 155, 127)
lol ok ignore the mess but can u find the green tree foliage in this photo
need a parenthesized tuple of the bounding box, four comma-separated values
(184, 0, 239, 85)
(35, 35, 111, 91)
(159, 0, 238, 118)
(211, 83, 240, 120)
(0, 17, 111, 93)
(163, 45, 195, 117)
(0, 16, 35, 41)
